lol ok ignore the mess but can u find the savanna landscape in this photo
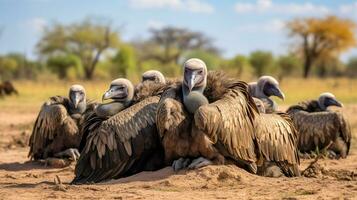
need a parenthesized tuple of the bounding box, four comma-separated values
(1, 0, 357, 199)
(0, 78, 356, 200)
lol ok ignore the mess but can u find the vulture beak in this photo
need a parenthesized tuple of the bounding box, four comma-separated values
(73, 93, 81, 109)
(326, 98, 343, 108)
(267, 86, 285, 100)
(102, 88, 114, 101)
(187, 73, 196, 93)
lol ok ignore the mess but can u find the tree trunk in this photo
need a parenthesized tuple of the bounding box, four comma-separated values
(84, 67, 93, 80)
(303, 55, 312, 78)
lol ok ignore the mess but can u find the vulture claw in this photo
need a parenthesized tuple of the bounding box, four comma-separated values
(172, 158, 191, 171)
(187, 157, 212, 169)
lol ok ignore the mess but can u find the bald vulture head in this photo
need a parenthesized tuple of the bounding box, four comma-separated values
(69, 84, 86, 114)
(182, 58, 209, 114)
(183, 58, 208, 93)
(142, 70, 166, 84)
(318, 92, 343, 110)
(96, 78, 134, 118)
(103, 78, 134, 103)
(253, 76, 285, 100)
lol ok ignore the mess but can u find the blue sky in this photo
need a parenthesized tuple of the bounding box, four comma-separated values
(1, 0, 357, 61)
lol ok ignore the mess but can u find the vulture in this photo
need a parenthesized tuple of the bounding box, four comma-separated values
(248, 76, 285, 113)
(141, 70, 166, 84)
(0, 81, 18, 97)
(28, 85, 87, 161)
(287, 92, 351, 159)
(72, 78, 167, 184)
(156, 58, 299, 177)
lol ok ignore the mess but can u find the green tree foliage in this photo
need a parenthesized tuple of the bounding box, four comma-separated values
(277, 54, 301, 78)
(133, 26, 219, 76)
(112, 44, 136, 78)
(37, 18, 121, 79)
(0, 56, 17, 80)
(47, 54, 80, 79)
(249, 50, 274, 77)
(345, 56, 357, 77)
(220, 54, 252, 78)
(182, 50, 221, 70)
(0, 53, 40, 80)
(287, 15, 356, 78)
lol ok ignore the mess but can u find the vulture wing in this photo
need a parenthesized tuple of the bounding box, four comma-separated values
(288, 110, 350, 155)
(254, 112, 300, 176)
(194, 83, 259, 172)
(72, 96, 163, 184)
(28, 96, 78, 159)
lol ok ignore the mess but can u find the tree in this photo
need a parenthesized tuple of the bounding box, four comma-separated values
(137, 26, 219, 65)
(47, 54, 80, 79)
(346, 56, 357, 77)
(249, 50, 274, 77)
(37, 19, 120, 79)
(277, 54, 301, 78)
(0, 56, 18, 80)
(112, 44, 136, 77)
(287, 15, 356, 78)
(182, 50, 221, 70)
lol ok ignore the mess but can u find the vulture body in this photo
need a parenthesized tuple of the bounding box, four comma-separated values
(287, 93, 351, 159)
(28, 85, 88, 161)
(248, 76, 285, 113)
(72, 80, 169, 184)
(157, 58, 299, 177)
(0, 81, 18, 97)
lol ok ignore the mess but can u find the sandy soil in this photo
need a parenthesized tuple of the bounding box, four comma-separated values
(0, 106, 356, 200)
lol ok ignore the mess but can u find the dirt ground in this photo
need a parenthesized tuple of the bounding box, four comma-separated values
(0, 105, 356, 200)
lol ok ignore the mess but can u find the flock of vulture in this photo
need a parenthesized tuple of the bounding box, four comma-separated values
(27, 58, 351, 184)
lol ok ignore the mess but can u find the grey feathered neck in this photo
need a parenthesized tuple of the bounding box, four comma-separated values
(95, 100, 131, 118)
(69, 101, 87, 115)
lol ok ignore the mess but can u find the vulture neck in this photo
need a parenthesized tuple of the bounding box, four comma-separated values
(182, 82, 208, 114)
(317, 100, 327, 111)
(95, 100, 131, 118)
(69, 101, 86, 115)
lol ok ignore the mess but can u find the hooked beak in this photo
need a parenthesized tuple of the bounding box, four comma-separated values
(72, 93, 81, 109)
(187, 73, 196, 93)
(102, 89, 114, 101)
(269, 86, 285, 100)
(326, 98, 343, 108)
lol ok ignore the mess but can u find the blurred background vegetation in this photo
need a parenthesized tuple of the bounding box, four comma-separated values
(0, 15, 356, 83)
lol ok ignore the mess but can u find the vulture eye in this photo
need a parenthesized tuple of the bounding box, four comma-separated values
(198, 70, 203, 74)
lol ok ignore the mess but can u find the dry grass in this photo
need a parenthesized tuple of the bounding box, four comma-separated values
(0, 77, 355, 112)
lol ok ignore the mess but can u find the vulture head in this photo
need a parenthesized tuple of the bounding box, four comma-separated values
(182, 58, 209, 113)
(183, 58, 207, 93)
(257, 76, 285, 100)
(142, 70, 166, 84)
(318, 92, 343, 110)
(95, 78, 134, 118)
(103, 78, 134, 103)
(69, 84, 86, 114)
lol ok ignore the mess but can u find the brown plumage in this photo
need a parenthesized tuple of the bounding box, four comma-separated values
(0, 81, 18, 96)
(72, 81, 171, 184)
(157, 58, 299, 177)
(287, 93, 351, 158)
(28, 85, 88, 160)
(254, 112, 300, 176)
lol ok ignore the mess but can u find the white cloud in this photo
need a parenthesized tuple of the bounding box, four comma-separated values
(26, 18, 47, 33)
(129, 0, 214, 13)
(236, 19, 285, 34)
(234, 0, 330, 16)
